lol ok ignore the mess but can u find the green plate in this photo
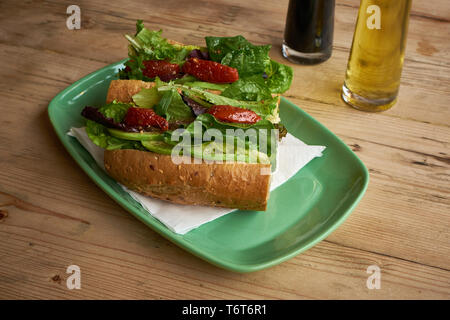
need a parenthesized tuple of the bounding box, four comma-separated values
(48, 60, 369, 273)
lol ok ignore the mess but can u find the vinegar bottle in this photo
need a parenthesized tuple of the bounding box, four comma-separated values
(282, 0, 336, 65)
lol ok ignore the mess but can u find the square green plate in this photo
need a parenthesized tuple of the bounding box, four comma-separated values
(48, 60, 369, 273)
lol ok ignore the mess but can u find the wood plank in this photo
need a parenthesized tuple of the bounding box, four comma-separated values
(1, 0, 448, 66)
(2, 133, 448, 270)
(0, 201, 448, 299)
(0, 0, 449, 300)
(1, 1, 449, 126)
(279, 48, 450, 128)
(0, 36, 448, 269)
(0, 86, 448, 272)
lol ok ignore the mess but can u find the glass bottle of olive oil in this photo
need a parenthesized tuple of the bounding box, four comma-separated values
(342, 0, 412, 112)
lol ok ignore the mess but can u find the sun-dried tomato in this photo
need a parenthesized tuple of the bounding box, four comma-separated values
(206, 105, 261, 124)
(124, 107, 169, 131)
(142, 60, 181, 81)
(182, 58, 239, 83)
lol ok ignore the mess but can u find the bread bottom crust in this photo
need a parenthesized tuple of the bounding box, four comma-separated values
(104, 149, 271, 211)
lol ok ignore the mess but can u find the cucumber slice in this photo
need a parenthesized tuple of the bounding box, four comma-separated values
(108, 128, 163, 141)
(141, 140, 174, 155)
(189, 141, 269, 164)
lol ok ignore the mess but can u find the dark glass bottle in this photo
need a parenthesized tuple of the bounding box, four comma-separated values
(282, 0, 335, 64)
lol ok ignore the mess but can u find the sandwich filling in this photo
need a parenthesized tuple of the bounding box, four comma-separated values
(82, 20, 293, 167)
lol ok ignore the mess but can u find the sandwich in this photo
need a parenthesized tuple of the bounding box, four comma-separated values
(81, 20, 293, 211)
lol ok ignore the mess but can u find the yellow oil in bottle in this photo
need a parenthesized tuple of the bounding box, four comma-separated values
(342, 0, 412, 112)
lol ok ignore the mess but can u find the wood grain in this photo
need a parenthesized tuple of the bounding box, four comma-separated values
(0, 0, 449, 299)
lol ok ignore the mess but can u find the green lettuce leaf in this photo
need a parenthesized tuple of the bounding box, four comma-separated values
(97, 101, 132, 123)
(205, 35, 271, 78)
(127, 21, 194, 63)
(84, 101, 147, 151)
(158, 83, 280, 122)
(266, 59, 293, 94)
(221, 75, 273, 101)
(220, 45, 271, 78)
(178, 113, 276, 164)
(194, 88, 279, 121)
(132, 86, 161, 108)
(119, 20, 200, 80)
(205, 35, 255, 61)
(186, 113, 276, 155)
(205, 35, 293, 94)
(85, 120, 145, 151)
(154, 89, 194, 122)
(181, 81, 229, 92)
(121, 23, 293, 94)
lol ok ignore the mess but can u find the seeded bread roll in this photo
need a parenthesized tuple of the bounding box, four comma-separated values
(104, 149, 271, 211)
(104, 46, 277, 211)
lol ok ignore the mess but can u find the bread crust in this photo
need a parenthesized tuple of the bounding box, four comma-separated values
(106, 80, 156, 104)
(104, 149, 271, 211)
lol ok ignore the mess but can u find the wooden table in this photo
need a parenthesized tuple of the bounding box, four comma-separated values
(0, 0, 449, 300)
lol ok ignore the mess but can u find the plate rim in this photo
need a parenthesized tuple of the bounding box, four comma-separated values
(48, 60, 369, 273)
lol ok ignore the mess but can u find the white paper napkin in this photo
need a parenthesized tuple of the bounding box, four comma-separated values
(68, 127, 325, 234)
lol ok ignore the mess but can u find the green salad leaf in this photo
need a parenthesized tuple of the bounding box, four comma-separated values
(220, 45, 271, 78)
(132, 78, 194, 123)
(221, 75, 273, 101)
(205, 35, 293, 95)
(120, 23, 293, 95)
(132, 86, 161, 108)
(266, 59, 293, 94)
(127, 20, 196, 63)
(180, 81, 229, 92)
(155, 82, 280, 122)
(205, 35, 255, 61)
(85, 120, 145, 151)
(98, 101, 131, 122)
(119, 20, 199, 80)
(188, 87, 279, 121)
(206, 35, 271, 78)
(84, 102, 146, 150)
(154, 88, 194, 122)
(176, 113, 276, 164)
